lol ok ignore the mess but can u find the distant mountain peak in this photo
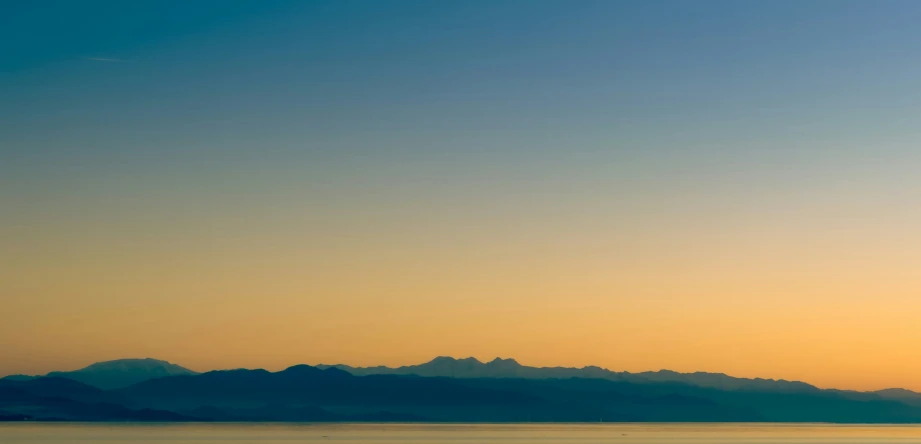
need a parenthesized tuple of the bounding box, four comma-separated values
(281, 364, 320, 373)
(29, 357, 200, 390)
(280, 364, 350, 378)
(429, 356, 483, 365)
(487, 357, 521, 367)
(874, 388, 921, 402)
(878, 388, 919, 395)
(0, 374, 36, 382)
(83, 358, 183, 371)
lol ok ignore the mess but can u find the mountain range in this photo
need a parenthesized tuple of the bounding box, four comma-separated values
(318, 357, 817, 392)
(3, 356, 921, 422)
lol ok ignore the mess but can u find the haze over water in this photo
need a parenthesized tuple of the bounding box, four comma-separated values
(5, 423, 921, 443)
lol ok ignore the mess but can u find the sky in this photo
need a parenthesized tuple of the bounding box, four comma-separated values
(2, 0, 921, 391)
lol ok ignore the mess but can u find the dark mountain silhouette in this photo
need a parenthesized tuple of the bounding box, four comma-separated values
(0, 377, 195, 421)
(3, 358, 197, 390)
(5, 357, 921, 423)
(0, 377, 126, 405)
(107, 363, 921, 423)
(319, 356, 818, 392)
(115, 365, 753, 422)
(119, 365, 536, 412)
(0, 375, 34, 382)
(870, 388, 921, 407)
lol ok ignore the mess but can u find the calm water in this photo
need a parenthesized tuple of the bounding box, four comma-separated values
(3, 423, 921, 443)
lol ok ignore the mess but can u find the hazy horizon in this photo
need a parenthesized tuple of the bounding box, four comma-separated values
(3, 354, 915, 394)
(4, 1, 921, 393)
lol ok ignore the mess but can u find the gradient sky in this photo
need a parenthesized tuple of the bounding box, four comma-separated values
(3, 0, 921, 391)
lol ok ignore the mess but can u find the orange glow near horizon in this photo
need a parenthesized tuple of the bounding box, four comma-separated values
(3, 181, 921, 392)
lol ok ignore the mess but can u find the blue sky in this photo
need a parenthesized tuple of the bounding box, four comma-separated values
(4, 0, 920, 229)
(4, 1, 920, 180)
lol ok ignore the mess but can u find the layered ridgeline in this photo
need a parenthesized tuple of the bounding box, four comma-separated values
(4, 357, 921, 422)
(2, 358, 197, 390)
(318, 357, 816, 392)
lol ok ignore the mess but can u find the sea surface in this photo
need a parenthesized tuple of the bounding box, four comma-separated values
(3, 423, 921, 443)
